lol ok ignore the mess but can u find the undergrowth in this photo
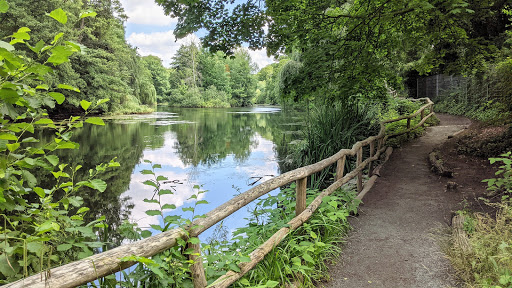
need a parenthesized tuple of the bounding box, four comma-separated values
(449, 152, 512, 287)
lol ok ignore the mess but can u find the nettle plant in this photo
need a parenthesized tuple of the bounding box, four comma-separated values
(0, 3, 116, 283)
(483, 152, 512, 195)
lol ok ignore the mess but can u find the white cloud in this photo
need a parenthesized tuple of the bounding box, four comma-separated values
(120, 0, 175, 26)
(248, 48, 276, 71)
(127, 31, 200, 67)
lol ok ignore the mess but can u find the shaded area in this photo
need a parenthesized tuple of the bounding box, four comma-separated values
(321, 114, 471, 287)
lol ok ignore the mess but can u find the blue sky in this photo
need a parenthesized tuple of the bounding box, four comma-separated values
(119, 0, 274, 69)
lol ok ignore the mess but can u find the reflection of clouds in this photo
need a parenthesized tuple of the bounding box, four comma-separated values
(123, 166, 205, 229)
(237, 134, 278, 181)
(141, 133, 188, 169)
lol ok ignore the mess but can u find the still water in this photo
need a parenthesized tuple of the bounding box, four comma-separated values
(50, 106, 303, 242)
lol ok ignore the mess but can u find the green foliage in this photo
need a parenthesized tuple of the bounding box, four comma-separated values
(483, 152, 512, 196)
(0, 7, 119, 283)
(285, 101, 378, 187)
(0, 0, 156, 115)
(449, 199, 512, 287)
(163, 45, 257, 107)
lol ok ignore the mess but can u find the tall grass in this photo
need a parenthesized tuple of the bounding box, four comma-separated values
(285, 102, 379, 187)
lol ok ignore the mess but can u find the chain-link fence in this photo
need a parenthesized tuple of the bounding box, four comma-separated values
(416, 73, 510, 109)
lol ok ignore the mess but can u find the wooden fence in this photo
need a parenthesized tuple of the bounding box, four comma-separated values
(4, 98, 435, 288)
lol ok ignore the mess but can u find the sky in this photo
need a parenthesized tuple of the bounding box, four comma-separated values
(119, 0, 275, 70)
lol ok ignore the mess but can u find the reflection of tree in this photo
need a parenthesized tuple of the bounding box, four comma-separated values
(34, 122, 170, 247)
(167, 107, 303, 171)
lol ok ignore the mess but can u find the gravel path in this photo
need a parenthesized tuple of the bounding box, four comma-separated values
(319, 114, 471, 288)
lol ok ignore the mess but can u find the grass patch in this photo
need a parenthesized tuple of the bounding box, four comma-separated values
(448, 202, 512, 287)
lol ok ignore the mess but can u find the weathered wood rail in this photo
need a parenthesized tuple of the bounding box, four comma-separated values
(4, 98, 435, 288)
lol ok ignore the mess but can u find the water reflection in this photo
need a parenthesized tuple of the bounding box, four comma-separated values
(38, 106, 302, 243)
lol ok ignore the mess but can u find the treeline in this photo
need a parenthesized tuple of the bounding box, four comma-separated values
(0, 0, 159, 115)
(0, 0, 268, 115)
(148, 44, 260, 107)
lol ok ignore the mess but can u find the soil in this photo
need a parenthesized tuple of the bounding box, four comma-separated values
(319, 114, 504, 288)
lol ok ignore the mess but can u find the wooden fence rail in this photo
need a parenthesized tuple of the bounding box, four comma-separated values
(4, 98, 434, 288)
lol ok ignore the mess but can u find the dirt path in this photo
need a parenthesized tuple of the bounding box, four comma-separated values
(320, 114, 472, 288)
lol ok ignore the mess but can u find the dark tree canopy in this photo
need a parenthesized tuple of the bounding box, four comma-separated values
(155, 0, 512, 101)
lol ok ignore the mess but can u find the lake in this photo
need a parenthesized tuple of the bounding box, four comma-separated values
(42, 106, 304, 244)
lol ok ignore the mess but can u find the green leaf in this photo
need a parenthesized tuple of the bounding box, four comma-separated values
(143, 198, 159, 204)
(57, 244, 73, 251)
(0, 0, 9, 13)
(49, 92, 65, 104)
(302, 253, 314, 263)
(141, 230, 152, 238)
(52, 33, 64, 44)
(47, 46, 74, 65)
(85, 117, 105, 126)
(159, 189, 173, 195)
(156, 175, 168, 181)
(0, 88, 20, 104)
(6, 143, 20, 152)
(35, 118, 54, 125)
(162, 204, 176, 210)
(143, 180, 158, 188)
(45, 155, 59, 166)
(58, 84, 80, 92)
(86, 179, 107, 192)
(34, 187, 45, 198)
(21, 170, 37, 187)
(188, 237, 200, 244)
(0, 40, 14, 51)
(265, 280, 279, 287)
(49, 8, 67, 24)
(196, 200, 208, 205)
(140, 169, 155, 175)
(11, 31, 30, 41)
(0, 133, 17, 141)
(96, 98, 110, 105)
(80, 11, 97, 19)
(80, 100, 91, 111)
(145, 210, 161, 216)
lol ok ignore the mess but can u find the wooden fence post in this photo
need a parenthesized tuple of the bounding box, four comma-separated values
(357, 147, 363, 193)
(336, 155, 346, 181)
(188, 242, 207, 288)
(296, 177, 307, 216)
(421, 109, 425, 127)
(368, 140, 375, 177)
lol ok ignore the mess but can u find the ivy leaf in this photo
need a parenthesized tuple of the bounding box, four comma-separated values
(49, 92, 65, 104)
(48, 8, 67, 24)
(85, 117, 105, 126)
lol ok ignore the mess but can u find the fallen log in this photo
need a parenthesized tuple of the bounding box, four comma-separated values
(428, 151, 453, 177)
(452, 214, 472, 254)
